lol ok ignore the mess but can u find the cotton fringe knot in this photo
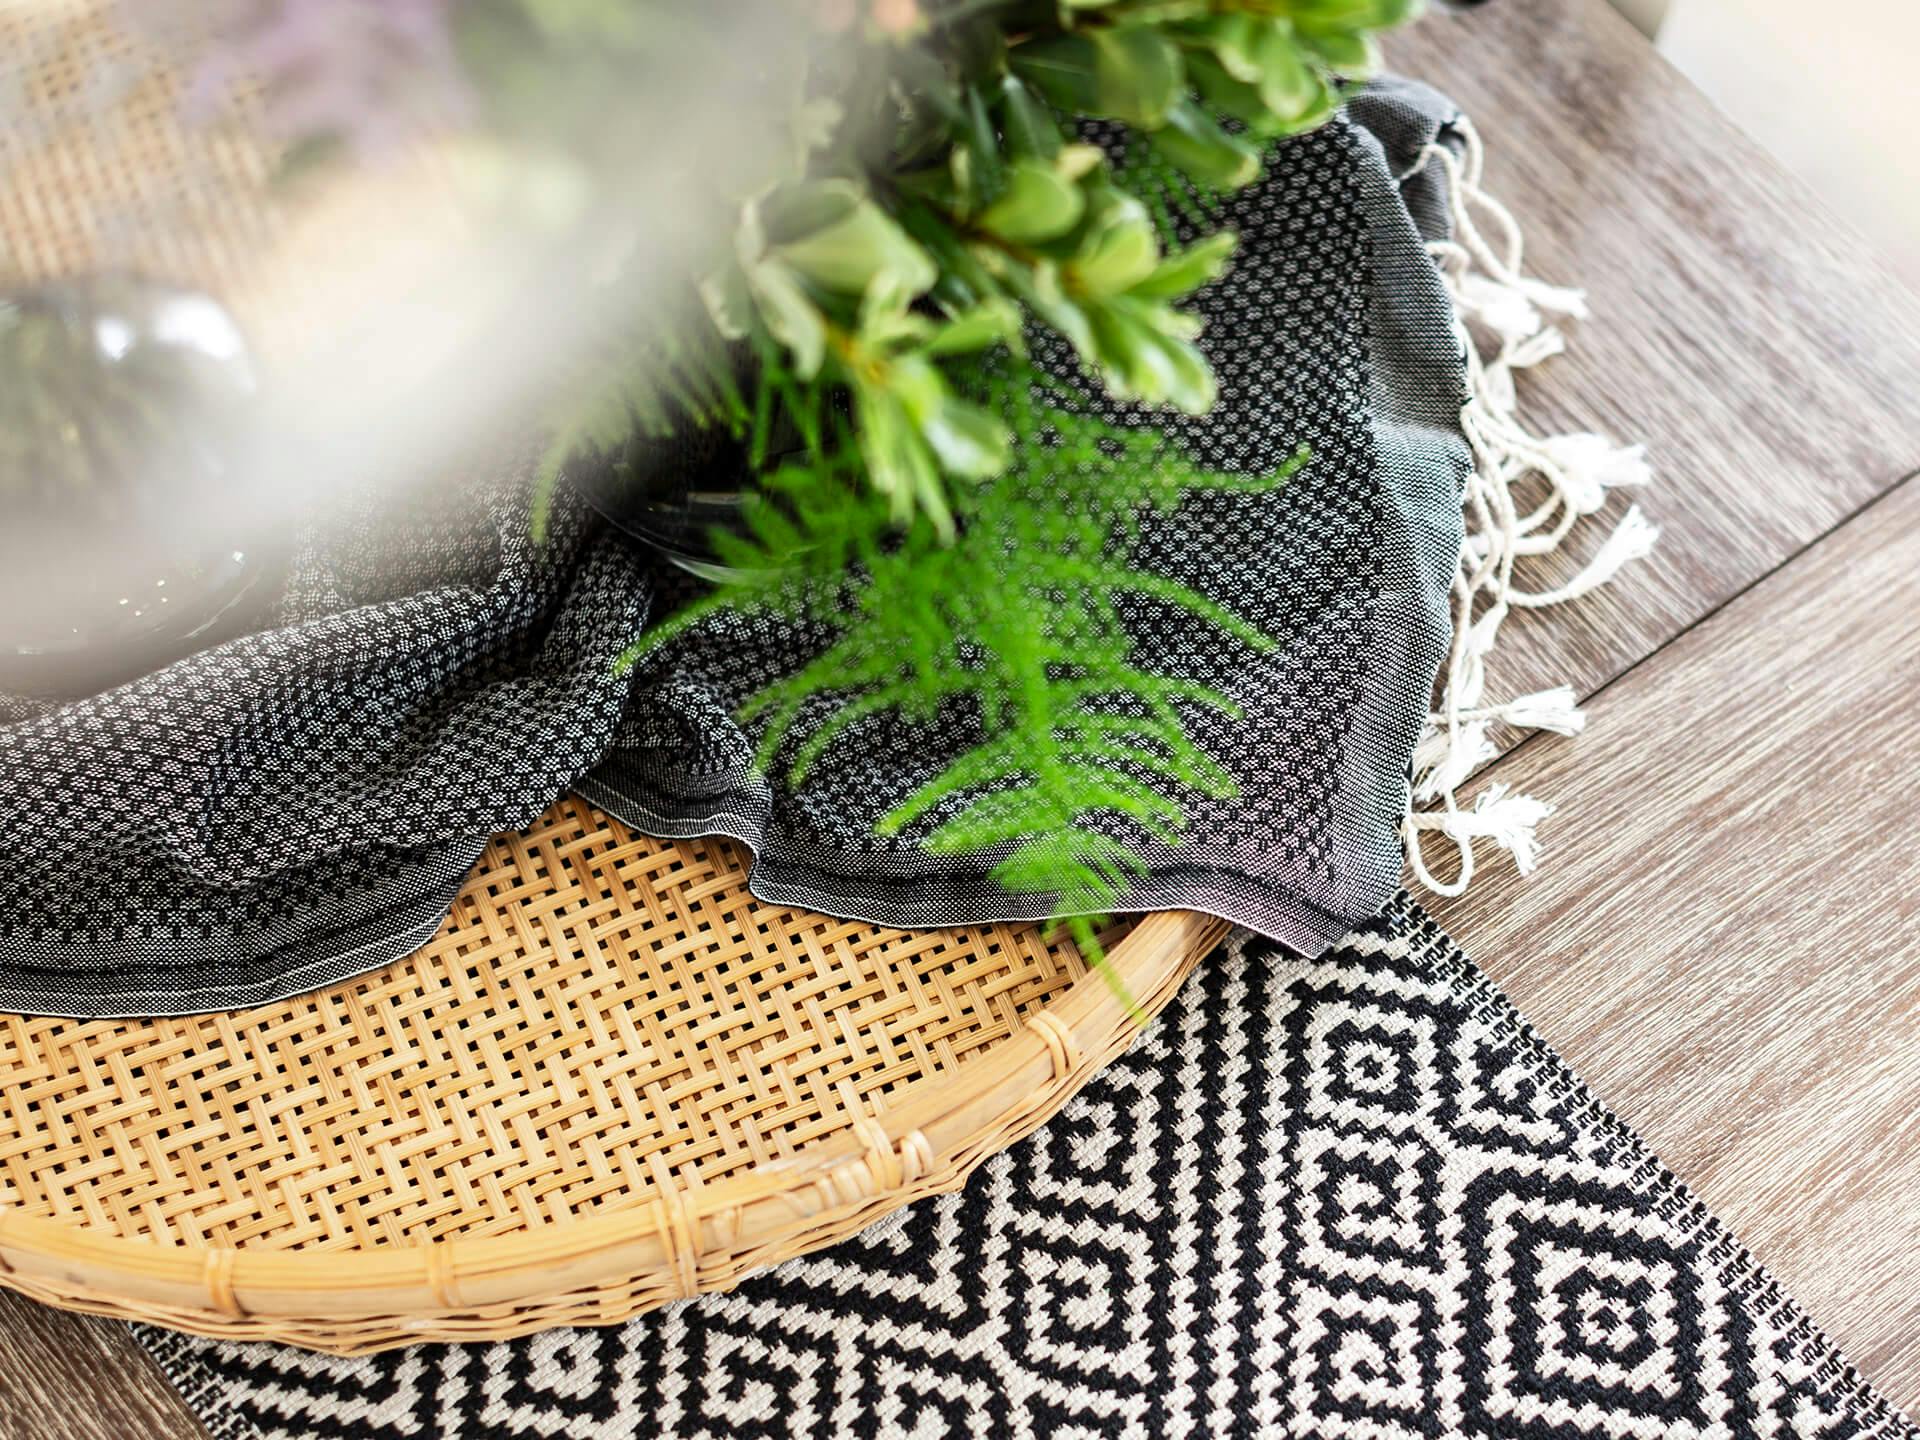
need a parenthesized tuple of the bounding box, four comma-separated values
(1402, 117, 1658, 897)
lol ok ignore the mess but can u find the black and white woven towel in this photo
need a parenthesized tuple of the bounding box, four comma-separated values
(0, 80, 1467, 1018)
(137, 898, 1920, 1440)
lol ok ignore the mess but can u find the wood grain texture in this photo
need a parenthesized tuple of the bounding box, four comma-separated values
(1387, 0, 1920, 733)
(1426, 472, 1920, 1416)
(4, 1, 1918, 1435)
(0, 1290, 205, 1440)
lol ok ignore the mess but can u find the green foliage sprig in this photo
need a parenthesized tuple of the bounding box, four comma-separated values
(217, 0, 1421, 976)
(617, 357, 1307, 983)
(500, 0, 1422, 533)
(463, 0, 1410, 974)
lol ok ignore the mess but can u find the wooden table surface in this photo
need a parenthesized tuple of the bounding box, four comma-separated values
(4, 2, 1918, 1437)
(1394, 0, 1920, 1416)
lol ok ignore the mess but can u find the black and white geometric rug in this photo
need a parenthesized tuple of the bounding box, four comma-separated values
(137, 897, 1919, 1439)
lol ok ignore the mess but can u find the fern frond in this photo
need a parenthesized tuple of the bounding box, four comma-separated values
(633, 355, 1306, 994)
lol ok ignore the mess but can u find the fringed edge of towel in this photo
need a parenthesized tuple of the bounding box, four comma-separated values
(1403, 117, 1658, 897)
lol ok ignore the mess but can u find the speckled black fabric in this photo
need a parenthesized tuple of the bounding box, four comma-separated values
(582, 83, 1468, 955)
(0, 80, 1467, 1018)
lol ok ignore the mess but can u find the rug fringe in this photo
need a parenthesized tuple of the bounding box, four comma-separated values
(1403, 117, 1657, 897)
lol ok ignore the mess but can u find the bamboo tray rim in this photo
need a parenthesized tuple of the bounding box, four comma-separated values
(0, 905, 1222, 1341)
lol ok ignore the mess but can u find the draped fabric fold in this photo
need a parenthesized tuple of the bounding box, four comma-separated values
(0, 80, 1469, 1018)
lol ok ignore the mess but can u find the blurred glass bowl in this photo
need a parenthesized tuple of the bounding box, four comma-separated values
(573, 422, 761, 584)
(0, 275, 280, 702)
(573, 396, 828, 584)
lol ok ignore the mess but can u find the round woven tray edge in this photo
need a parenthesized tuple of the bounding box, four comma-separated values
(0, 908, 1226, 1353)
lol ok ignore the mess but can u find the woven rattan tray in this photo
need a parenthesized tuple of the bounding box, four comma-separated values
(0, 6, 1222, 1353)
(0, 797, 1222, 1352)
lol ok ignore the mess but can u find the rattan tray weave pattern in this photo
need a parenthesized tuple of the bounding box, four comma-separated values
(0, 798, 1221, 1351)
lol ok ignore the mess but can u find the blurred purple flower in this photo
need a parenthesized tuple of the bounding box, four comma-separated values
(187, 0, 473, 155)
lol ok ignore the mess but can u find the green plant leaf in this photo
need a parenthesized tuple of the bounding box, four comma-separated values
(1254, 23, 1323, 119)
(978, 160, 1086, 244)
(1294, 24, 1381, 77)
(1089, 26, 1184, 128)
(999, 74, 1062, 159)
(1129, 230, 1238, 302)
(920, 392, 1009, 478)
(747, 260, 827, 378)
(1065, 190, 1160, 296)
(775, 193, 937, 298)
(920, 298, 1021, 357)
(1148, 97, 1262, 191)
(1008, 33, 1100, 113)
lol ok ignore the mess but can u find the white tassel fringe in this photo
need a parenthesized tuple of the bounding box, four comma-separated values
(1403, 118, 1658, 898)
